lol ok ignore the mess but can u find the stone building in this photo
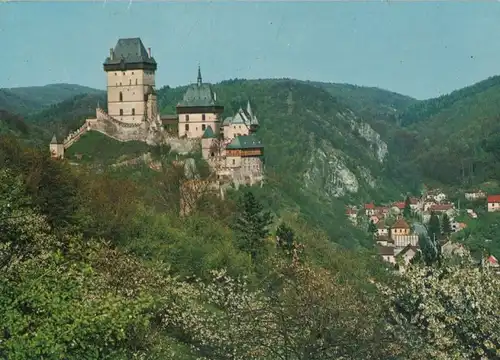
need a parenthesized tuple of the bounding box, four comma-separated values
(103, 38, 158, 125)
(177, 67, 224, 139)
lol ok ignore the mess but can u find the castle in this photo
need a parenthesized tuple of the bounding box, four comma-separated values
(50, 37, 264, 185)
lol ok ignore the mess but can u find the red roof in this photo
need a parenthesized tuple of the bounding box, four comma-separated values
(487, 195, 500, 203)
(364, 203, 375, 209)
(487, 255, 498, 265)
(393, 202, 405, 209)
(430, 204, 453, 211)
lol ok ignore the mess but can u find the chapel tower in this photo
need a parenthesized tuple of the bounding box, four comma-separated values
(103, 38, 157, 124)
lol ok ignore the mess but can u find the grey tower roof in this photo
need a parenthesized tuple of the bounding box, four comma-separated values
(177, 67, 222, 108)
(104, 38, 157, 71)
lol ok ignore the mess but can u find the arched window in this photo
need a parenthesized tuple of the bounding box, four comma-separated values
(186, 115, 190, 121)
(185, 124, 189, 131)
(202, 114, 206, 121)
(120, 109, 123, 116)
(135, 79, 138, 85)
(132, 108, 135, 115)
(119, 92, 123, 102)
(202, 124, 206, 130)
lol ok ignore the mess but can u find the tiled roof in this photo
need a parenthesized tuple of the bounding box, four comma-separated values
(177, 67, 220, 108)
(378, 245, 395, 256)
(392, 218, 410, 229)
(393, 202, 406, 209)
(104, 38, 156, 68)
(226, 135, 264, 150)
(377, 221, 386, 229)
(365, 203, 375, 209)
(487, 195, 500, 203)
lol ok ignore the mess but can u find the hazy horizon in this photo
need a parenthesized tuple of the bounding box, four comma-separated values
(2, 1, 500, 100)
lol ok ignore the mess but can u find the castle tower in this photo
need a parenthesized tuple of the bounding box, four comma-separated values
(103, 38, 157, 124)
(49, 134, 64, 159)
(177, 66, 224, 139)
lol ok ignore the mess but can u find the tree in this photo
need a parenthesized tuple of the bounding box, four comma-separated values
(367, 220, 377, 236)
(231, 191, 273, 261)
(403, 195, 412, 219)
(427, 211, 441, 243)
(276, 222, 295, 254)
(378, 259, 500, 359)
(417, 234, 439, 266)
(441, 212, 452, 237)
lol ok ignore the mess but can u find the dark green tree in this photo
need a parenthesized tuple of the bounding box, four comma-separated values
(276, 222, 295, 255)
(427, 211, 441, 244)
(367, 220, 377, 236)
(417, 234, 439, 266)
(231, 191, 273, 261)
(441, 213, 452, 237)
(403, 195, 412, 219)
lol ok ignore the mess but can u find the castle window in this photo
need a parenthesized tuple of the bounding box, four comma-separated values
(202, 124, 206, 130)
(129, 79, 131, 85)
(135, 79, 138, 85)
(232, 159, 235, 165)
(132, 72, 134, 75)
(186, 115, 189, 121)
(115, 72, 117, 75)
(120, 82, 122, 86)
(132, 108, 135, 116)
(185, 124, 189, 131)
(211, 152, 215, 157)
(202, 114, 206, 121)
(120, 109, 123, 116)
(119, 92, 123, 102)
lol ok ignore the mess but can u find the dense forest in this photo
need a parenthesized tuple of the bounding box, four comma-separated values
(1, 79, 500, 358)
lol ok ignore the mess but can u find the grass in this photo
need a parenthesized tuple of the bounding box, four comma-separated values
(64, 131, 151, 165)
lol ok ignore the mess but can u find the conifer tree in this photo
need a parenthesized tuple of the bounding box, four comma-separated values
(403, 196, 412, 219)
(417, 234, 439, 266)
(231, 191, 272, 261)
(441, 213, 452, 237)
(367, 220, 377, 236)
(276, 222, 295, 254)
(427, 211, 441, 244)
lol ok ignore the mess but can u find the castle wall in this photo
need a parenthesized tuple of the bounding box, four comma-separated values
(223, 123, 250, 140)
(178, 112, 219, 138)
(106, 69, 155, 124)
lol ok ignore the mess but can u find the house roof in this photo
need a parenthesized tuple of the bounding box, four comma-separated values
(365, 203, 375, 209)
(202, 125, 216, 139)
(177, 67, 220, 108)
(392, 218, 410, 229)
(487, 255, 498, 265)
(393, 202, 406, 209)
(396, 244, 419, 258)
(104, 38, 157, 70)
(487, 195, 500, 203)
(226, 135, 264, 150)
(377, 221, 386, 229)
(378, 245, 395, 256)
(430, 204, 454, 211)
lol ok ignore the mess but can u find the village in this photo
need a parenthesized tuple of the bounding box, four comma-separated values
(346, 188, 500, 273)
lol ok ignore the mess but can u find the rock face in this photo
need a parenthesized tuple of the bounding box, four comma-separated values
(302, 111, 388, 200)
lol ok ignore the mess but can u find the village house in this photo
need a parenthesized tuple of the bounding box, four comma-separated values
(390, 218, 410, 237)
(369, 215, 380, 224)
(426, 190, 447, 203)
(429, 203, 455, 217)
(465, 189, 487, 201)
(375, 206, 390, 217)
(409, 197, 422, 211)
(376, 221, 389, 237)
(466, 208, 478, 218)
(441, 241, 469, 257)
(364, 203, 376, 216)
(487, 195, 500, 212)
(345, 208, 357, 224)
(392, 201, 406, 211)
(396, 244, 419, 267)
(378, 245, 396, 264)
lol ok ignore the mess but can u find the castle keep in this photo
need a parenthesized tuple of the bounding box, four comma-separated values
(50, 37, 264, 185)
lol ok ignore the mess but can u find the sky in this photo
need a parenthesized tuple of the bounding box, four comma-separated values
(1, 1, 500, 100)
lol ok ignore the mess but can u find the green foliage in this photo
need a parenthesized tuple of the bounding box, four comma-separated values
(403, 195, 412, 219)
(417, 234, 439, 266)
(276, 222, 295, 255)
(231, 190, 273, 262)
(367, 220, 377, 234)
(441, 213, 452, 236)
(427, 211, 441, 242)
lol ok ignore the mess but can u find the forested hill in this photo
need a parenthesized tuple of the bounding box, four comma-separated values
(392, 75, 500, 187)
(0, 83, 104, 115)
(5, 78, 421, 248)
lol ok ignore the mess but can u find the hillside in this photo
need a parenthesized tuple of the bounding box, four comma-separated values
(394, 75, 500, 186)
(4, 79, 420, 247)
(0, 83, 104, 115)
